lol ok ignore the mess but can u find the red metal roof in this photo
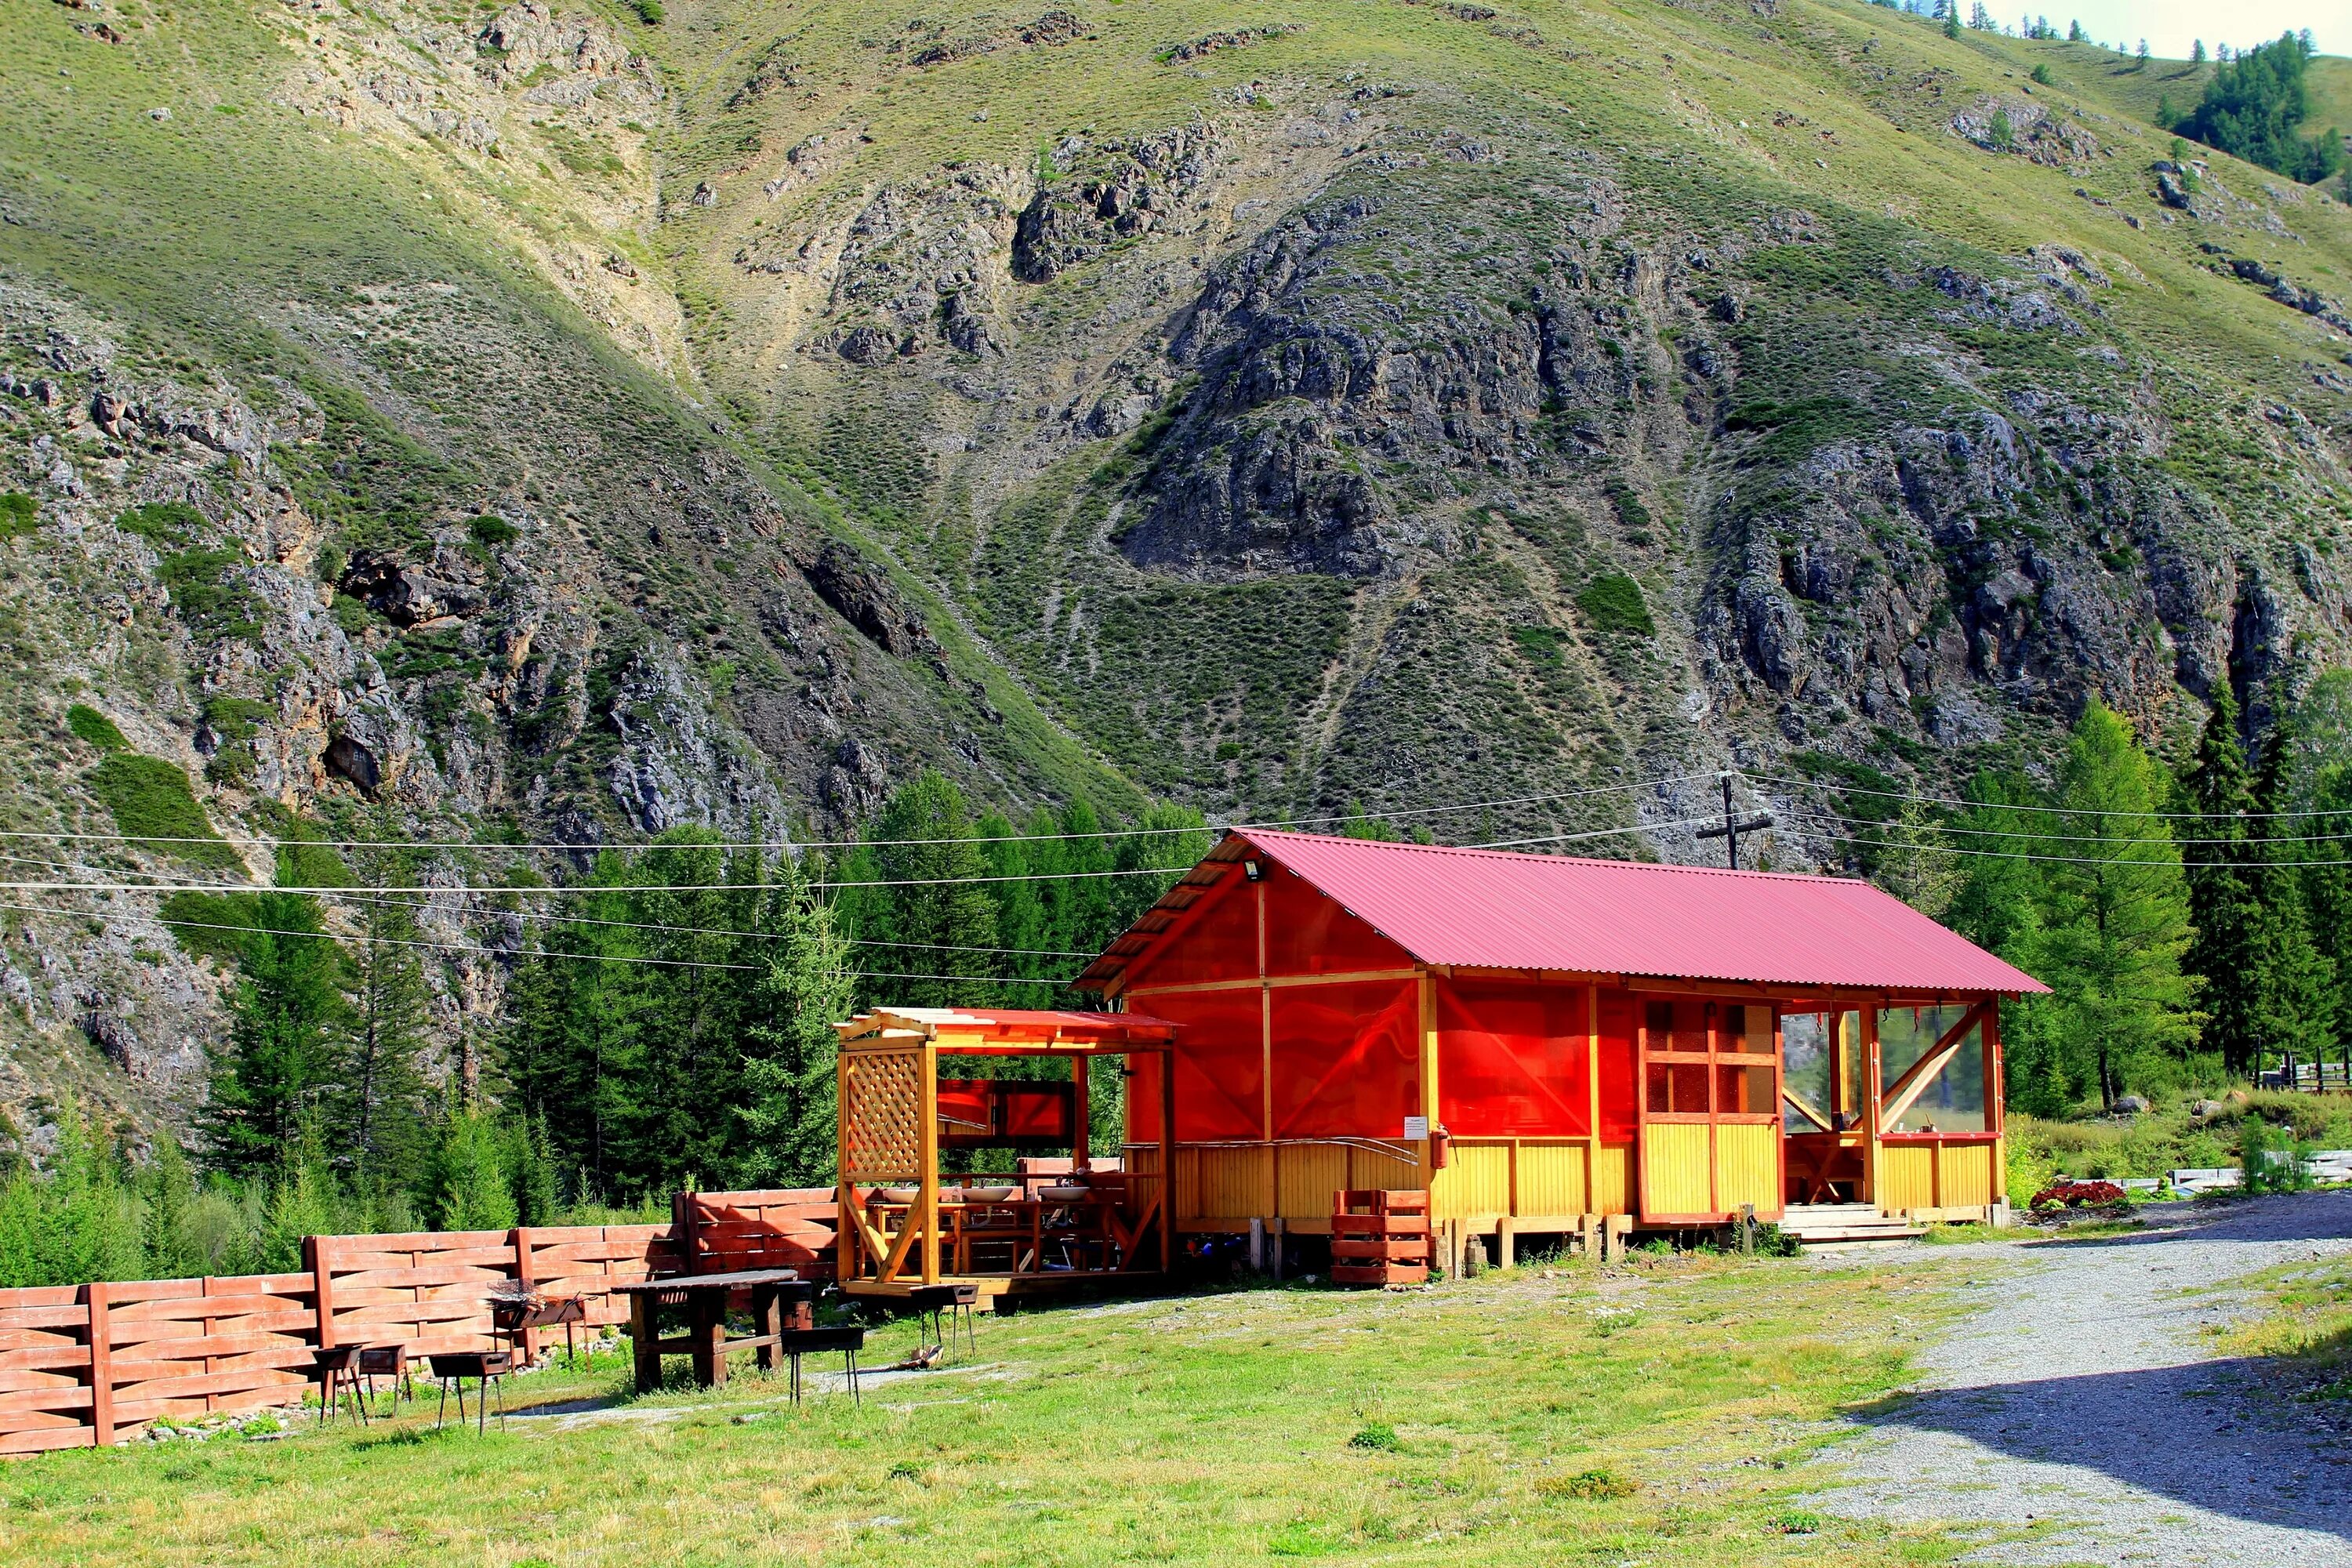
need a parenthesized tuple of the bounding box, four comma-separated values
(1086, 829, 2045, 994)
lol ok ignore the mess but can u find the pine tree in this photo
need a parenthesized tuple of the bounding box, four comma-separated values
(1944, 5, 1961, 39)
(2192, 39, 2207, 64)
(1880, 793, 1962, 920)
(2180, 689, 2263, 1075)
(201, 884, 347, 1179)
(2031, 701, 2199, 1108)
(503, 872, 654, 1200)
(338, 827, 434, 1194)
(858, 771, 1000, 1008)
(739, 856, 856, 1186)
(433, 1101, 518, 1231)
(2303, 760, 2352, 1059)
(2251, 715, 2337, 1067)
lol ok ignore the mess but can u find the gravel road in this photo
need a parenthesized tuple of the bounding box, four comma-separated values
(1807, 1189, 2352, 1565)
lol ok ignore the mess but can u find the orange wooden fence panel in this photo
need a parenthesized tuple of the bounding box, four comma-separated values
(0, 1191, 797, 1454)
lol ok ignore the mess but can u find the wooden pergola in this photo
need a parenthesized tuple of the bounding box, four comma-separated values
(833, 1007, 1179, 1305)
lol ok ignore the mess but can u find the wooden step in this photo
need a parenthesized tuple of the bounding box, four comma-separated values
(1777, 1203, 1926, 1249)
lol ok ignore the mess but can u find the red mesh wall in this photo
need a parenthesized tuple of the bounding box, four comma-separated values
(1123, 875, 1258, 990)
(1261, 865, 1413, 976)
(1435, 979, 1592, 1137)
(1597, 990, 1639, 1139)
(1269, 980, 1421, 1138)
(1130, 986, 1265, 1142)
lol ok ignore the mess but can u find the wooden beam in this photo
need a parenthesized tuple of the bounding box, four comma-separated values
(1879, 1002, 1991, 1131)
(1781, 1087, 1834, 1133)
(1072, 1051, 1091, 1173)
(1125, 968, 1421, 998)
(306, 1234, 336, 1350)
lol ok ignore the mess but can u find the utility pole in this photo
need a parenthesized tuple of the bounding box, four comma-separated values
(1695, 771, 1774, 870)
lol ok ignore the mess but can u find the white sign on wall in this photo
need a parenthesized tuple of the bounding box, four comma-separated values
(1403, 1116, 1429, 1141)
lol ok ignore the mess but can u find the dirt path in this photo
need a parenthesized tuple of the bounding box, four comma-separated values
(1807, 1189, 2352, 1566)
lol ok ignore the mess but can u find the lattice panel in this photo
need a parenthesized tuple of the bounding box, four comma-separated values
(844, 1049, 923, 1181)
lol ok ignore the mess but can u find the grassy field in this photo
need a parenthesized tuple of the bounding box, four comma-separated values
(0, 1254, 2006, 1566)
(2216, 1247, 2352, 1403)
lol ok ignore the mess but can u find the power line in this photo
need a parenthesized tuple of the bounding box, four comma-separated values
(1753, 771, 2352, 823)
(1783, 808, 2352, 849)
(1473, 815, 1730, 849)
(1787, 822, 2352, 870)
(6, 899, 1080, 983)
(0, 771, 1719, 856)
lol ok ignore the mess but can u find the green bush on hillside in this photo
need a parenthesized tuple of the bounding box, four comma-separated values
(114, 501, 205, 547)
(85, 753, 241, 867)
(1575, 573, 1654, 637)
(158, 889, 267, 963)
(0, 492, 36, 541)
(157, 547, 262, 642)
(66, 704, 128, 752)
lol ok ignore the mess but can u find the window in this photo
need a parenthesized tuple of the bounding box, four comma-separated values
(1878, 1005, 1987, 1134)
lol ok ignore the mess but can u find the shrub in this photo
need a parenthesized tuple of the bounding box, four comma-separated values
(0, 492, 36, 540)
(66, 704, 128, 752)
(629, 0, 662, 21)
(2030, 64, 2053, 85)
(1988, 108, 2015, 151)
(1576, 573, 1655, 637)
(85, 753, 241, 867)
(466, 514, 518, 549)
(158, 547, 262, 641)
(1347, 1421, 1403, 1451)
(158, 890, 267, 963)
(114, 501, 205, 547)
(1540, 1467, 1639, 1500)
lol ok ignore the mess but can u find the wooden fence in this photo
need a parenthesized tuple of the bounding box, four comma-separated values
(0, 1188, 836, 1456)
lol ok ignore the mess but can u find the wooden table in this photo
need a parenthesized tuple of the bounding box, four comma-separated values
(610, 1269, 800, 1393)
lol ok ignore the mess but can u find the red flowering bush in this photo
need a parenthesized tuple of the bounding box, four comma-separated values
(2030, 1179, 2129, 1211)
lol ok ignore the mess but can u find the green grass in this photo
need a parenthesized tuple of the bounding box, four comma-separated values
(83, 754, 241, 869)
(156, 889, 268, 964)
(0, 1258, 2001, 1566)
(1575, 574, 1656, 639)
(2209, 1250, 2352, 1402)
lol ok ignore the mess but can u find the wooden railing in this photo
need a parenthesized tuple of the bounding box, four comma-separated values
(0, 1187, 837, 1457)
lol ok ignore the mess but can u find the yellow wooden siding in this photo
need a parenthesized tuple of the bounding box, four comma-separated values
(1516, 1144, 1589, 1215)
(1350, 1145, 1424, 1193)
(1876, 1144, 1935, 1211)
(1644, 1123, 1712, 1214)
(1935, 1143, 1994, 1208)
(1594, 1144, 1632, 1215)
(1178, 1145, 1272, 1222)
(1714, 1123, 1781, 1216)
(1276, 1143, 1349, 1221)
(1433, 1143, 1513, 1219)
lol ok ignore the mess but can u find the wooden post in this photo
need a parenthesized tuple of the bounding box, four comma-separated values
(1420, 971, 1442, 1222)
(1159, 1046, 1177, 1271)
(1248, 1217, 1265, 1272)
(1497, 1216, 1517, 1269)
(513, 1227, 538, 1362)
(630, 1290, 659, 1394)
(920, 1038, 941, 1285)
(1585, 985, 1602, 1216)
(1705, 1001, 1721, 1218)
(691, 1290, 725, 1388)
(1579, 1213, 1598, 1262)
(306, 1234, 336, 1350)
(1987, 1000, 2008, 1214)
(1072, 1051, 1091, 1173)
(84, 1281, 113, 1447)
(1272, 1217, 1286, 1282)
(1259, 880, 1275, 1225)
(753, 1281, 782, 1374)
(836, 1051, 857, 1283)
(1861, 1007, 1883, 1210)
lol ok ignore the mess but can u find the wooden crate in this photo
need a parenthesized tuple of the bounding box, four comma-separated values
(1330, 1189, 1431, 1287)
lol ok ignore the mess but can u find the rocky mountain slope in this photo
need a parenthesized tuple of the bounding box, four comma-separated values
(2, 0, 2349, 1142)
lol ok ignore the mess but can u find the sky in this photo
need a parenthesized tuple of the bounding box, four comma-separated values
(2003, 2, 2331, 58)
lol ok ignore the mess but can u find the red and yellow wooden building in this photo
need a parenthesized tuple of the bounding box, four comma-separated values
(1080, 829, 2044, 1248)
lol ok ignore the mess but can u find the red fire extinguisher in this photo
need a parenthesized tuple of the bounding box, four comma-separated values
(1430, 1125, 1453, 1171)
